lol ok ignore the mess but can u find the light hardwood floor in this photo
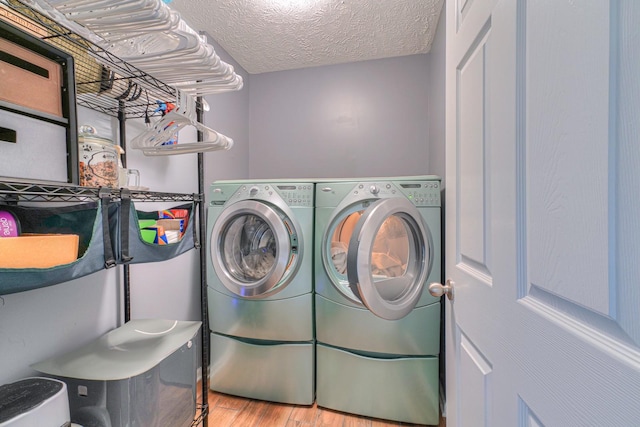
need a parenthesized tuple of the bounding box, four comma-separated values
(202, 390, 446, 427)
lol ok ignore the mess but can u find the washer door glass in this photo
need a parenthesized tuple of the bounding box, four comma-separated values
(343, 197, 433, 320)
(222, 214, 277, 282)
(211, 200, 295, 298)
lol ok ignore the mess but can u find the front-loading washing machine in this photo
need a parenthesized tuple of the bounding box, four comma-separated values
(207, 180, 314, 405)
(314, 176, 441, 425)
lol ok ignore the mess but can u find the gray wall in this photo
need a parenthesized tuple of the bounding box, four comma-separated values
(0, 268, 120, 384)
(201, 36, 251, 196)
(427, 8, 446, 184)
(248, 55, 431, 179)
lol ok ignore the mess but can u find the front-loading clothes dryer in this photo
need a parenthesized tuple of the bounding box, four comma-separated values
(207, 180, 314, 405)
(314, 176, 441, 425)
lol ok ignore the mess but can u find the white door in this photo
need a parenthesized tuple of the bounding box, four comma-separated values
(444, 0, 640, 425)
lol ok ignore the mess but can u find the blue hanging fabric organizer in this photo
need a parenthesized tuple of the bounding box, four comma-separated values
(0, 193, 117, 295)
(117, 190, 197, 265)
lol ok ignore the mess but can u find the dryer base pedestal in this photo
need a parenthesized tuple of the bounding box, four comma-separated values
(210, 333, 315, 405)
(316, 343, 440, 425)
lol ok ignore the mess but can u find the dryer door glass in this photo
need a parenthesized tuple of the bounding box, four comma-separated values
(211, 200, 295, 298)
(345, 197, 433, 320)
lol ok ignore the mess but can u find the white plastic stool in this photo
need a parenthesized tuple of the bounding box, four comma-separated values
(0, 377, 70, 427)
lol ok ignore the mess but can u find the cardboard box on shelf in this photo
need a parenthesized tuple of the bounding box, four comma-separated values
(156, 219, 185, 233)
(0, 37, 63, 118)
(0, 234, 79, 268)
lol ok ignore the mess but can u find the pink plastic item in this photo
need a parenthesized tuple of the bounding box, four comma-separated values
(0, 210, 20, 237)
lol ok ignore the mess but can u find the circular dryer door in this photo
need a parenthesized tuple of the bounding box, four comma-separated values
(210, 200, 300, 298)
(345, 197, 433, 320)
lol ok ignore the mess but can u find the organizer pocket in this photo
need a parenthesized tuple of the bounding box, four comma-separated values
(0, 200, 117, 295)
(119, 200, 197, 264)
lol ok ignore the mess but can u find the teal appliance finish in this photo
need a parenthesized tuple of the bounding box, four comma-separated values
(314, 176, 442, 425)
(207, 180, 315, 405)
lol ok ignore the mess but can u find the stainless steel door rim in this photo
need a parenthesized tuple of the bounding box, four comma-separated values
(210, 199, 299, 298)
(346, 197, 432, 320)
(321, 194, 433, 320)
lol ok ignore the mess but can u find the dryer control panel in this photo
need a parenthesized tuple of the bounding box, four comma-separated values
(316, 179, 441, 208)
(398, 181, 441, 207)
(351, 181, 440, 207)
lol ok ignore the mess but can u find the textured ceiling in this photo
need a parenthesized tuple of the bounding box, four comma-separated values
(168, 0, 444, 74)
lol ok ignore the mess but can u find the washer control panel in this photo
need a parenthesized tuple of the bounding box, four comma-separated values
(273, 184, 314, 207)
(211, 183, 314, 207)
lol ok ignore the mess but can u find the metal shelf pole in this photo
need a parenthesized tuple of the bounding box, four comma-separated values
(118, 100, 131, 324)
(197, 97, 209, 426)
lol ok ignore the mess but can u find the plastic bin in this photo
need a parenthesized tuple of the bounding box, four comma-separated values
(32, 319, 201, 427)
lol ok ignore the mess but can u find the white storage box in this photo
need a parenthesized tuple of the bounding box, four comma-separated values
(0, 109, 68, 183)
(32, 319, 201, 427)
(0, 377, 70, 427)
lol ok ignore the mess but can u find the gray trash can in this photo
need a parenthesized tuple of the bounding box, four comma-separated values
(32, 319, 201, 427)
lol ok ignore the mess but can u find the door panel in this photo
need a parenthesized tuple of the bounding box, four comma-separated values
(458, 0, 474, 27)
(458, 332, 492, 427)
(446, 0, 640, 425)
(517, 398, 544, 427)
(522, 0, 640, 348)
(525, 0, 611, 316)
(616, 1, 640, 345)
(458, 17, 492, 281)
(448, 3, 498, 421)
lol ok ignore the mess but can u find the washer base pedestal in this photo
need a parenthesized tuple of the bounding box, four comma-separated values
(210, 333, 315, 405)
(316, 343, 440, 425)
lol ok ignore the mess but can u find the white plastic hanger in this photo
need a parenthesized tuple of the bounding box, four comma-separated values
(130, 90, 233, 155)
(33, 0, 244, 96)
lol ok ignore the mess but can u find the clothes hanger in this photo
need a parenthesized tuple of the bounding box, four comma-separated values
(130, 90, 233, 155)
